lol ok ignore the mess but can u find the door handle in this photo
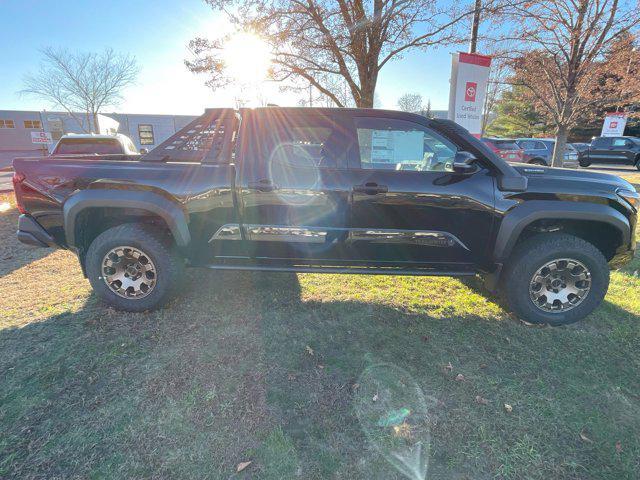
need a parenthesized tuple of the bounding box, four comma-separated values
(248, 179, 278, 192)
(352, 182, 388, 195)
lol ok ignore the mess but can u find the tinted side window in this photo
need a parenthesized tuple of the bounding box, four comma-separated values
(263, 115, 349, 169)
(355, 117, 457, 172)
(592, 137, 611, 147)
(612, 138, 632, 147)
(518, 140, 537, 150)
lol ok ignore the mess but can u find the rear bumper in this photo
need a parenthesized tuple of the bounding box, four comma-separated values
(17, 214, 55, 248)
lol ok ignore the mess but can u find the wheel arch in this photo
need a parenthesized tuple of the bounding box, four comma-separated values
(494, 200, 631, 263)
(63, 190, 191, 252)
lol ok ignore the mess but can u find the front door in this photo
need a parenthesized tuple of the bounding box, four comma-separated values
(346, 116, 495, 268)
(611, 137, 636, 164)
(237, 109, 353, 263)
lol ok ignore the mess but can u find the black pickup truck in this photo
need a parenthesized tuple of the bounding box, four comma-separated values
(13, 107, 638, 325)
(578, 136, 640, 169)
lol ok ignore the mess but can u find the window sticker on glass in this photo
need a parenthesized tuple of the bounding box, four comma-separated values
(356, 119, 457, 172)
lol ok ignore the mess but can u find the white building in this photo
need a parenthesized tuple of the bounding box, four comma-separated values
(0, 110, 197, 168)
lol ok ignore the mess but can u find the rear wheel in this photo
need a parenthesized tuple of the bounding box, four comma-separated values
(86, 223, 185, 311)
(528, 158, 547, 166)
(501, 233, 609, 326)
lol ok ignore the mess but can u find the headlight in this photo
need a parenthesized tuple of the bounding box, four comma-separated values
(617, 188, 640, 211)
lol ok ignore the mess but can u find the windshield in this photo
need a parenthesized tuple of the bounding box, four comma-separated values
(54, 138, 123, 155)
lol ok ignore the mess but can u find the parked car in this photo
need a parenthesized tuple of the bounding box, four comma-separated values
(51, 133, 143, 156)
(515, 138, 579, 167)
(578, 136, 640, 170)
(481, 137, 524, 163)
(13, 107, 638, 326)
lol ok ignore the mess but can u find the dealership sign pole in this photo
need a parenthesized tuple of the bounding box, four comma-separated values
(448, 52, 492, 137)
(600, 112, 628, 137)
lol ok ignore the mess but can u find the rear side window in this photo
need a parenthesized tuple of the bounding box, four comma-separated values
(491, 140, 520, 150)
(261, 114, 350, 169)
(517, 140, 542, 150)
(355, 117, 457, 172)
(592, 137, 611, 147)
(54, 138, 123, 155)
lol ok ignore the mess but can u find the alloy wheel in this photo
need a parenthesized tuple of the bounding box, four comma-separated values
(101, 246, 157, 299)
(529, 258, 591, 312)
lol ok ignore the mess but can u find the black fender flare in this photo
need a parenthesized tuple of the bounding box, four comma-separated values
(63, 189, 191, 248)
(493, 200, 631, 262)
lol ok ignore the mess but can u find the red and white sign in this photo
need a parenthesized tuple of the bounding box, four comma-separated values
(601, 112, 628, 137)
(448, 52, 492, 136)
(31, 131, 53, 144)
(465, 82, 478, 102)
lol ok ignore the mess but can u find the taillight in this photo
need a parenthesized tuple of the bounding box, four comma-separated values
(12, 172, 27, 214)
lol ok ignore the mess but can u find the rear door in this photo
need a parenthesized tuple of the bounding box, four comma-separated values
(589, 137, 613, 163)
(345, 115, 495, 268)
(236, 109, 353, 262)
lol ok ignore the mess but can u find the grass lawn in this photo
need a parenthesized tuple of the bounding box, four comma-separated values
(0, 172, 639, 479)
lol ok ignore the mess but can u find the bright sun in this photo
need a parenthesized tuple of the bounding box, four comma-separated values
(222, 32, 272, 82)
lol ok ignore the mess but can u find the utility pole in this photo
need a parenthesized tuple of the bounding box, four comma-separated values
(309, 83, 313, 107)
(469, 0, 481, 53)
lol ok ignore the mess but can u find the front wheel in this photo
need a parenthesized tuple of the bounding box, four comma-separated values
(500, 233, 609, 326)
(85, 223, 185, 312)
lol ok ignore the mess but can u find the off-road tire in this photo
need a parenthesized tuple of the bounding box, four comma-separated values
(86, 223, 185, 312)
(528, 158, 547, 166)
(501, 233, 609, 326)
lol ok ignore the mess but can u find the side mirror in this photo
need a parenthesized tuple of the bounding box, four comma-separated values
(452, 151, 478, 174)
(139, 148, 148, 154)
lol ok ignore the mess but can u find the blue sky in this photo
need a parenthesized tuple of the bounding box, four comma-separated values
(0, 0, 457, 114)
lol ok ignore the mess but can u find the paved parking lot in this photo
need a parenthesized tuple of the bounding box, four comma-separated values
(585, 164, 638, 175)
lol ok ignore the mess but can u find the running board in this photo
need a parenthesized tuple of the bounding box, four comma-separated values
(204, 263, 476, 276)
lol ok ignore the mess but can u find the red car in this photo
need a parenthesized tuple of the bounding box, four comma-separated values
(481, 138, 524, 163)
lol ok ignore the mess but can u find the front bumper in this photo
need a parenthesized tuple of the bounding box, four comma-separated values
(17, 214, 55, 248)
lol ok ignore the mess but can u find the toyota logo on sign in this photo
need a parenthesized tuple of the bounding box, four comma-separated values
(465, 82, 477, 102)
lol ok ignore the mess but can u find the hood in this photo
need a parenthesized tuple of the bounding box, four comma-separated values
(512, 165, 636, 192)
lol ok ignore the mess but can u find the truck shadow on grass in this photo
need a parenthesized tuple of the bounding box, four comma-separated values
(0, 204, 53, 279)
(1, 270, 639, 479)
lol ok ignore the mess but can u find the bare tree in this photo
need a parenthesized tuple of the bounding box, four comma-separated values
(22, 47, 138, 133)
(186, 0, 506, 108)
(481, 55, 510, 134)
(503, 0, 640, 166)
(397, 93, 423, 112)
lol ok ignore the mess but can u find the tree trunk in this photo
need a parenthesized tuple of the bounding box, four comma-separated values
(357, 85, 375, 108)
(552, 125, 569, 167)
(93, 112, 100, 134)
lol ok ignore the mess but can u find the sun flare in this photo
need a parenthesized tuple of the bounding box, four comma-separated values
(222, 32, 272, 82)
